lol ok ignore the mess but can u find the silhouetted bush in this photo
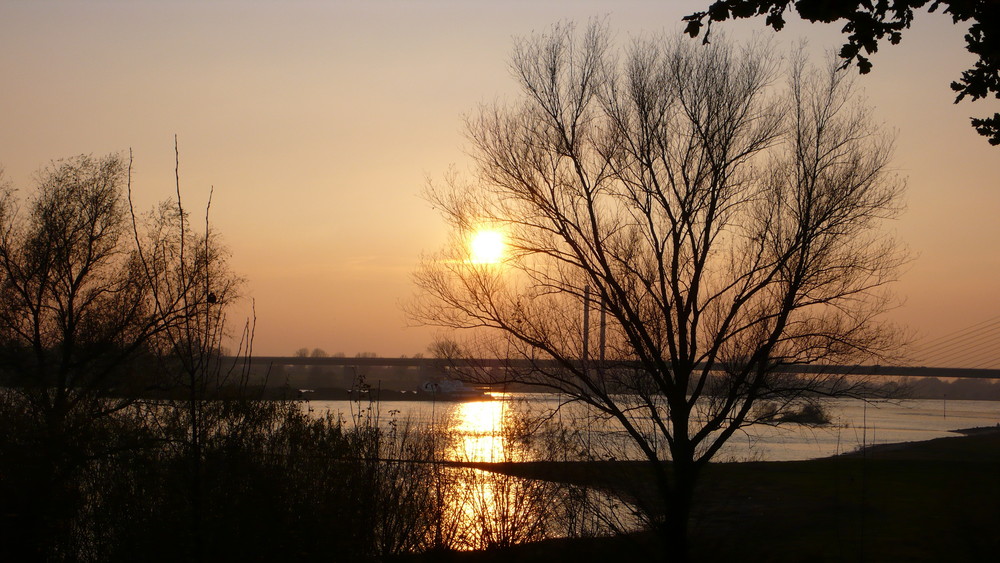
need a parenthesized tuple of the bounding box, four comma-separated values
(0, 393, 452, 561)
(755, 401, 831, 426)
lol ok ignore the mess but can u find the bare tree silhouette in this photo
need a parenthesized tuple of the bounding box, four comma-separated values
(412, 23, 906, 561)
(0, 151, 242, 558)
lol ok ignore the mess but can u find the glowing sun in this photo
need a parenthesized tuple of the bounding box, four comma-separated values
(469, 229, 505, 264)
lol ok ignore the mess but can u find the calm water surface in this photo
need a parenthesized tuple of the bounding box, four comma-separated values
(307, 395, 1000, 463)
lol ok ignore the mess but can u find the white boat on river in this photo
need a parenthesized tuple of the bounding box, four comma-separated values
(420, 379, 490, 401)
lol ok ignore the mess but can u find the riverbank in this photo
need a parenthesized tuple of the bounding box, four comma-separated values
(405, 427, 1000, 562)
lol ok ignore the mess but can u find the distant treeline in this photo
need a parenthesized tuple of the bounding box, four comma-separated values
(896, 377, 1000, 401)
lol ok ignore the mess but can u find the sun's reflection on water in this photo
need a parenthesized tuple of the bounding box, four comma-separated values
(434, 397, 555, 550)
(447, 399, 510, 463)
(306, 396, 585, 550)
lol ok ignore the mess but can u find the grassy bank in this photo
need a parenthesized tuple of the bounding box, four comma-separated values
(416, 428, 1000, 562)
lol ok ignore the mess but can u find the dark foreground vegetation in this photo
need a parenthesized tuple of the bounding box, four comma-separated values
(0, 393, 434, 561)
(0, 364, 585, 561)
(6, 382, 994, 563)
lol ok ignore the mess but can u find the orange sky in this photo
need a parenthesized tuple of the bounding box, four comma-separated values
(1, 1, 997, 359)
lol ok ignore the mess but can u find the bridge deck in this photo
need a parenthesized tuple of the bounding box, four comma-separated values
(234, 357, 1000, 380)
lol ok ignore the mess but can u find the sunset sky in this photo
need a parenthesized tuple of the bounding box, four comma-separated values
(2, 1, 997, 359)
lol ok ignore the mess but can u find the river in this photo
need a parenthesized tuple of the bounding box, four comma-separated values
(305, 395, 1000, 463)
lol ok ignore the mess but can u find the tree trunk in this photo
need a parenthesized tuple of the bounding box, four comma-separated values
(661, 454, 697, 563)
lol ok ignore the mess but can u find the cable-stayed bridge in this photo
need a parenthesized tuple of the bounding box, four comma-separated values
(903, 315, 1000, 371)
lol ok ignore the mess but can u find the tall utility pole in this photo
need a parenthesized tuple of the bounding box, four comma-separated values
(582, 285, 591, 369)
(599, 304, 606, 364)
(583, 285, 607, 368)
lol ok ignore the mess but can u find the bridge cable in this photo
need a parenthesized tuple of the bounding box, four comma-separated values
(920, 324, 1000, 367)
(911, 315, 1000, 368)
(914, 316, 1000, 356)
